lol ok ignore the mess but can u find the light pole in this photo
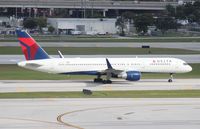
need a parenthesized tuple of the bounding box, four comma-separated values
(84, 0, 86, 18)
(91, 0, 94, 17)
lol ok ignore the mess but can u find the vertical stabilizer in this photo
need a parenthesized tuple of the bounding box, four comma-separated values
(16, 29, 50, 60)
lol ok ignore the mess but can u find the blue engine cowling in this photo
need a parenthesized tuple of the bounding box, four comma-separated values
(120, 71, 141, 81)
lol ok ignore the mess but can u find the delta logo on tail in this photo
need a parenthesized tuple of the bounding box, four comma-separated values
(16, 29, 50, 60)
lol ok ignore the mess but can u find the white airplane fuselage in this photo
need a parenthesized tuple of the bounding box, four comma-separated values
(15, 29, 193, 83)
(18, 57, 192, 75)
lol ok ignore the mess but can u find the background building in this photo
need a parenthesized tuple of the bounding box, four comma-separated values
(0, 0, 197, 36)
(47, 18, 117, 35)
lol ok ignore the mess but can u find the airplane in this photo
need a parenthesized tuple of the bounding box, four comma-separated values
(16, 29, 192, 84)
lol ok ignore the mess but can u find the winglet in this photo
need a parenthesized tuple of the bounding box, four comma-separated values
(106, 58, 113, 69)
(58, 50, 64, 58)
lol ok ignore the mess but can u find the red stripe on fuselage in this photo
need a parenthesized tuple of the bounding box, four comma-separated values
(19, 38, 39, 60)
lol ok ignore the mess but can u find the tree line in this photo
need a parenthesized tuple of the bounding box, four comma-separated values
(22, 1, 200, 35)
(23, 17, 55, 34)
(116, 1, 200, 35)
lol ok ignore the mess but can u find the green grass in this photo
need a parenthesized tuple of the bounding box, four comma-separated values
(1, 35, 200, 42)
(0, 46, 200, 55)
(0, 64, 199, 80)
(0, 90, 200, 98)
(0, 64, 78, 80)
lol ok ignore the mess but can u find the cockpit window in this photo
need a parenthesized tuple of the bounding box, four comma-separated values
(183, 63, 188, 65)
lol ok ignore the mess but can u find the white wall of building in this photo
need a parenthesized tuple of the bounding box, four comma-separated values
(47, 18, 117, 34)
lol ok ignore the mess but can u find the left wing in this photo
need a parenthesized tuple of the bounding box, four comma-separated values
(99, 58, 141, 82)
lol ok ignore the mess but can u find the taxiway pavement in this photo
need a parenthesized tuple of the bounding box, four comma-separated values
(0, 79, 200, 93)
(1, 42, 200, 51)
(0, 98, 200, 129)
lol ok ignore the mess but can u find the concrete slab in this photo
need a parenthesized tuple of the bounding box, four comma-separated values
(0, 79, 200, 92)
(0, 98, 200, 129)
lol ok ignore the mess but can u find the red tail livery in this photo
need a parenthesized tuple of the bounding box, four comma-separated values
(16, 29, 50, 60)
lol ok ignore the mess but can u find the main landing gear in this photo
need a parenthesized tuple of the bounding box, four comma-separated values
(103, 80, 112, 84)
(94, 78, 103, 83)
(94, 78, 112, 84)
(168, 73, 173, 82)
(93, 75, 112, 84)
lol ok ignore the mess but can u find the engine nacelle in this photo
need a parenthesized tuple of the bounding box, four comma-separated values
(119, 71, 141, 81)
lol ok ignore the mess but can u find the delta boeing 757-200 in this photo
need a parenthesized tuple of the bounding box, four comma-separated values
(16, 29, 192, 84)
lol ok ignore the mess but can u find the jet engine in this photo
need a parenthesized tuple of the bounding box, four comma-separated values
(118, 71, 141, 81)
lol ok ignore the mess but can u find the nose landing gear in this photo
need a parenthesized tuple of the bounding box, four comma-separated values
(168, 73, 173, 82)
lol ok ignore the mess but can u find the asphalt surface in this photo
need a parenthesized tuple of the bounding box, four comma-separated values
(0, 42, 200, 51)
(0, 54, 199, 64)
(0, 79, 199, 92)
(0, 98, 200, 129)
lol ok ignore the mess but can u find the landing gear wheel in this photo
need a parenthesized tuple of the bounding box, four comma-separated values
(103, 80, 112, 84)
(168, 79, 173, 82)
(168, 73, 173, 83)
(94, 78, 103, 83)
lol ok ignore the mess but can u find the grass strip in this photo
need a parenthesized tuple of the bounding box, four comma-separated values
(0, 90, 200, 98)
